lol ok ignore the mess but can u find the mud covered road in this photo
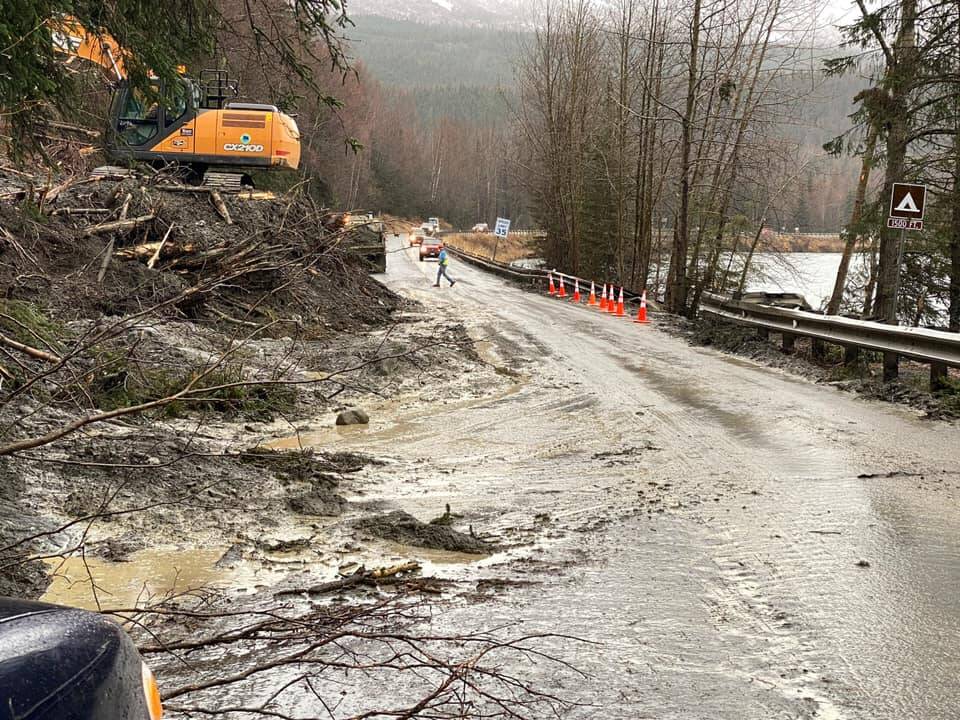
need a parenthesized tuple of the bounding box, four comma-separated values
(302, 235, 960, 719)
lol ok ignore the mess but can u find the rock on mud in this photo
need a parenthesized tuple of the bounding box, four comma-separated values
(336, 408, 370, 426)
(357, 510, 493, 554)
(287, 490, 346, 517)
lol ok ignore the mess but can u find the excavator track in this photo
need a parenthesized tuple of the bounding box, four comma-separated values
(90, 165, 135, 179)
(202, 172, 246, 192)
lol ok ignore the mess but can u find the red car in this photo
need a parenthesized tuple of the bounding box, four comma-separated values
(419, 236, 444, 261)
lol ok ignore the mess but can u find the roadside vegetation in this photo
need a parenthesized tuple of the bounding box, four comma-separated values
(444, 231, 537, 264)
(508, 0, 960, 335)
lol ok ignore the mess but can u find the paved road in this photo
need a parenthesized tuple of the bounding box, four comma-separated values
(329, 237, 960, 718)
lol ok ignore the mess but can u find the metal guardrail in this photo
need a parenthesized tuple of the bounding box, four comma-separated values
(444, 245, 545, 285)
(700, 292, 960, 387)
(444, 244, 652, 305)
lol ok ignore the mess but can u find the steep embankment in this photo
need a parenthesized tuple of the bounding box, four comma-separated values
(0, 164, 487, 600)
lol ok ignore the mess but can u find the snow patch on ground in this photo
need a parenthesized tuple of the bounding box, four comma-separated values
(431, 0, 454, 11)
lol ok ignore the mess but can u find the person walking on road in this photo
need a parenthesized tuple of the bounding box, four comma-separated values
(434, 247, 456, 287)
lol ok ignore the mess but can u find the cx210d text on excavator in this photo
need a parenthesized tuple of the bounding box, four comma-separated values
(51, 17, 301, 189)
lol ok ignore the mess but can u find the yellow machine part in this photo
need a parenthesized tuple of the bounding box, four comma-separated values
(50, 16, 127, 80)
(148, 108, 300, 169)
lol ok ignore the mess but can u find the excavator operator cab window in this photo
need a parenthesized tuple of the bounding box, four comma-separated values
(163, 90, 188, 129)
(115, 81, 194, 147)
(117, 87, 160, 147)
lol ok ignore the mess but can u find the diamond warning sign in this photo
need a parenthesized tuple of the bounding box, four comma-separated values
(889, 183, 926, 220)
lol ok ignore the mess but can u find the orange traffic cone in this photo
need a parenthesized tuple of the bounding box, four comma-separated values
(599, 284, 608, 311)
(606, 284, 617, 314)
(588, 281, 597, 306)
(548, 272, 556, 295)
(615, 286, 625, 317)
(634, 290, 650, 324)
(558, 274, 567, 298)
(572, 278, 581, 303)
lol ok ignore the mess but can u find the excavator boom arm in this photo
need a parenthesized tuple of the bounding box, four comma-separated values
(50, 17, 127, 82)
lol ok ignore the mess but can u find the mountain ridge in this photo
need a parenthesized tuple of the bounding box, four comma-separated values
(348, 0, 533, 27)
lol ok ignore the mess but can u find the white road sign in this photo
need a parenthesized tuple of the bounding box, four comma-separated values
(494, 217, 511, 239)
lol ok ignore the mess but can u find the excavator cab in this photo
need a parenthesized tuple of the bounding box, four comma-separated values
(111, 78, 196, 150)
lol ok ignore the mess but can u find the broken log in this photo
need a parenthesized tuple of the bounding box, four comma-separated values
(147, 224, 175, 270)
(115, 240, 196, 262)
(237, 190, 276, 201)
(0, 333, 62, 364)
(274, 561, 422, 597)
(50, 208, 113, 217)
(154, 185, 216, 193)
(83, 213, 155, 237)
(210, 190, 233, 225)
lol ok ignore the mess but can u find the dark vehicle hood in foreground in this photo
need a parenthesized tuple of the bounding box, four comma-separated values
(0, 597, 149, 720)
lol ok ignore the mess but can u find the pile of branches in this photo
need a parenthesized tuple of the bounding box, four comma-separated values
(2, 162, 361, 315)
(108, 591, 584, 719)
(0, 163, 402, 456)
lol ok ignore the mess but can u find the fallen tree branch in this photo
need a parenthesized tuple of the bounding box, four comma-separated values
(0, 332, 62, 364)
(50, 207, 113, 217)
(208, 306, 262, 328)
(275, 562, 422, 597)
(147, 224, 175, 270)
(83, 213, 155, 237)
(47, 121, 101, 138)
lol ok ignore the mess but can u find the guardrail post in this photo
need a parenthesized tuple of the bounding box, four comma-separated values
(781, 333, 796, 353)
(931, 362, 949, 392)
(757, 327, 769, 341)
(883, 352, 899, 382)
(843, 346, 860, 365)
(811, 339, 826, 359)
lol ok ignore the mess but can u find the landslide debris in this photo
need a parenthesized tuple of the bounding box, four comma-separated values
(0, 161, 484, 600)
(0, 170, 399, 331)
(357, 510, 494, 554)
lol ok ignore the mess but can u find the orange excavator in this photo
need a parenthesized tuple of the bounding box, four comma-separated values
(51, 17, 301, 189)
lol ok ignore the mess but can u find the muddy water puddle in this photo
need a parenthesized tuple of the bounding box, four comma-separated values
(41, 534, 503, 613)
(41, 546, 259, 610)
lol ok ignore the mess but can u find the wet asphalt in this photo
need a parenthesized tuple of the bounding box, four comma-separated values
(350, 236, 960, 720)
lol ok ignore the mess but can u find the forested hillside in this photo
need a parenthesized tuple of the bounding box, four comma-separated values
(344, 13, 868, 235)
(348, 15, 518, 87)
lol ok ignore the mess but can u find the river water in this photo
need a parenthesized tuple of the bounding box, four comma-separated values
(745, 252, 854, 310)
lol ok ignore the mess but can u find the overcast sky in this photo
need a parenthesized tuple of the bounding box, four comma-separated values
(824, 0, 860, 25)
